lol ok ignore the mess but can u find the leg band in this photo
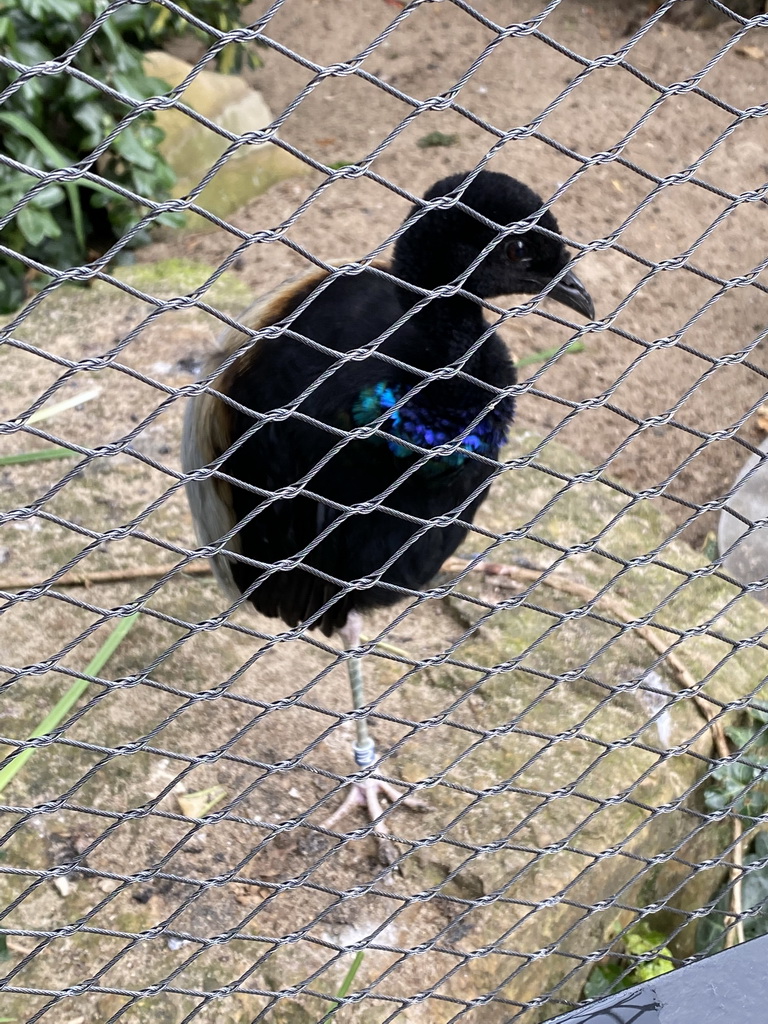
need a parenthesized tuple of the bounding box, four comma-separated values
(353, 739, 377, 768)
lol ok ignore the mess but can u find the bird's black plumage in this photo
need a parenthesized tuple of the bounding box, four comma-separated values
(183, 170, 593, 637)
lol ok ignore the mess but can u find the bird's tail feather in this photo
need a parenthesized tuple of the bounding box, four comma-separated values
(181, 258, 391, 612)
(181, 384, 243, 603)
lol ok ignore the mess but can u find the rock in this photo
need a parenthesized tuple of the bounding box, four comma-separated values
(143, 51, 308, 223)
(718, 435, 768, 603)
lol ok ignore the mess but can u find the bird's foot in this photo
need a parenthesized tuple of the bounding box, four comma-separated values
(322, 775, 429, 865)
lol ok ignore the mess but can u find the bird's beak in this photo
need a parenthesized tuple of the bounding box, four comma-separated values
(547, 268, 595, 320)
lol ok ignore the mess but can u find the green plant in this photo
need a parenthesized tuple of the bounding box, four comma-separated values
(515, 339, 585, 369)
(696, 832, 768, 954)
(704, 709, 768, 823)
(0, 0, 253, 313)
(583, 921, 674, 1000)
(111, 0, 257, 75)
(417, 130, 459, 148)
(695, 706, 768, 953)
(0, 447, 77, 466)
(0, 611, 139, 794)
(326, 951, 365, 1018)
(0, 0, 175, 311)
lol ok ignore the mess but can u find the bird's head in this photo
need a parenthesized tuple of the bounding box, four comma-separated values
(393, 170, 594, 319)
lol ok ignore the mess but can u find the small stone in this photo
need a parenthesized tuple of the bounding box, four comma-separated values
(53, 875, 72, 897)
(735, 44, 765, 60)
(718, 436, 768, 603)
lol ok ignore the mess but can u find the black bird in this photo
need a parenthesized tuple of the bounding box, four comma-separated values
(182, 169, 594, 858)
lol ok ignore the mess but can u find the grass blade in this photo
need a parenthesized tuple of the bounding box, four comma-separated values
(0, 612, 140, 794)
(326, 951, 365, 1017)
(516, 339, 585, 369)
(27, 387, 101, 425)
(0, 447, 78, 467)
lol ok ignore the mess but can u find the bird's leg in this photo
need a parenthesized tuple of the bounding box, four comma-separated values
(322, 612, 427, 861)
(343, 612, 376, 772)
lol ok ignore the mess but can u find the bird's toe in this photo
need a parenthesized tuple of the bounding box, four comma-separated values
(321, 776, 430, 865)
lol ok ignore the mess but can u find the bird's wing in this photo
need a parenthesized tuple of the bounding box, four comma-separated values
(181, 258, 391, 601)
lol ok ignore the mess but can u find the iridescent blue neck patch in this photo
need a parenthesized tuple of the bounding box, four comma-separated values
(352, 380, 511, 466)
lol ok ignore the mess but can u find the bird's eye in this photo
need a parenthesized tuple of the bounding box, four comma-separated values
(506, 238, 526, 262)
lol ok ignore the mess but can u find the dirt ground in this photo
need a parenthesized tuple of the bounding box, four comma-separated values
(148, 0, 768, 553)
(3, 3, 768, 1023)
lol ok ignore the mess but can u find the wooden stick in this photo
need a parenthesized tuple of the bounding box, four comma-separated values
(723, 817, 746, 949)
(0, 561, 211, 591)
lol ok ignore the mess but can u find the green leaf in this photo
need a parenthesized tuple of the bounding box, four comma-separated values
(0, 0, 184, 291)
(726, 725, 763, 752)
(65, 76, 101, 104)
(624, 925, 669, 957)
(705, 757, 760, 816)
(73, 100, 110, 142)
(112, 69, 161, 102)
(0, 15, 15, 46)
(0, 111, 85, 248)
(748, 704, 768, 725)
(0, 262, 27, 315)
(17, 204, 61, 246)
(29, 183, 66, 209)
(0, 111, 70, 165)
(584, 921, 676, 1000)
(113, 123, 160, 171)
(696, 897, 728, 955)
(583, 961, 625, 1000)
(326, 951, 365, 1018)
(150, 5, 172, 36)
(109, 3, 152, 37)
(697, 831, 768, 953)
(12, 38, 54, 65)
(741, 788, 768, 820)
(20, 0, 82, 18)
(742, 875, 768, 938)
(634, 952, 674, 983)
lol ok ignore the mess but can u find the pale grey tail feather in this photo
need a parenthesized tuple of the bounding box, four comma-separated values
(181, 385, 243, 602)
(180, 273, 330, 604)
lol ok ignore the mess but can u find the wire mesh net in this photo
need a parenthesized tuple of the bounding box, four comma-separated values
(2, 1, 768, 1022)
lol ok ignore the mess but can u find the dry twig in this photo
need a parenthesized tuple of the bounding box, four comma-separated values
(0, 561, 211, 591)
